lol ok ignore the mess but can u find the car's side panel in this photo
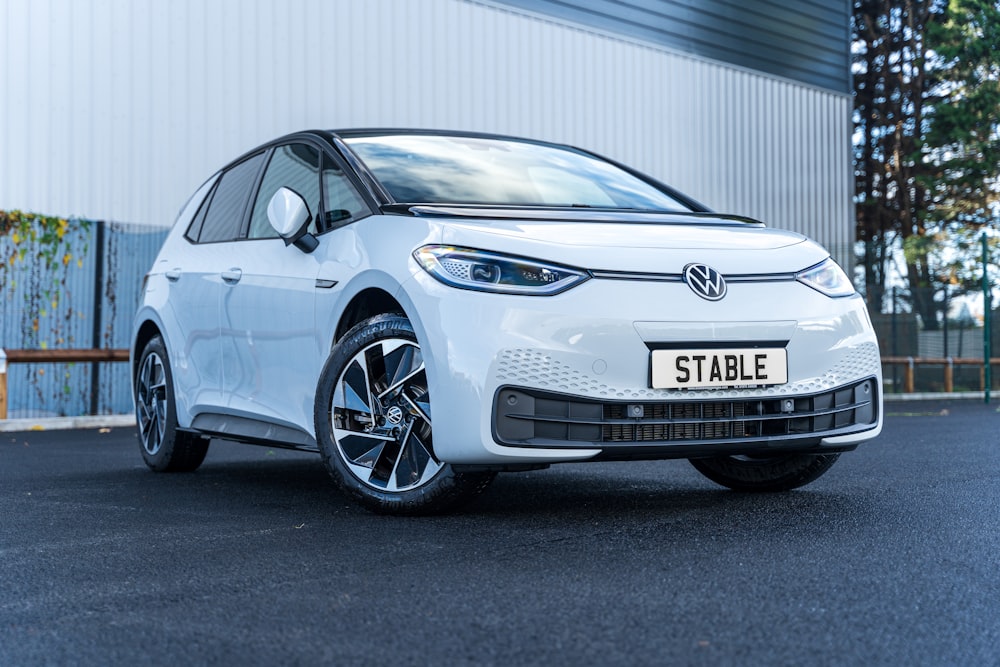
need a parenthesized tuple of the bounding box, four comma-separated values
(219, 238, 323, 431)
(157, 244, 225, 420)
(198, 217, 439, 438)
(133, 174, 226, 425)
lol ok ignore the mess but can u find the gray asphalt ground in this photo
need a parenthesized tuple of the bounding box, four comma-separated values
(1, 400, 998, 666)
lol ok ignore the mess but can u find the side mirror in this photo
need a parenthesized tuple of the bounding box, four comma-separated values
(267, 187, 318, 253)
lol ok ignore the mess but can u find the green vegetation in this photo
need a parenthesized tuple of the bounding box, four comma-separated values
(853, 0, 1000, 326)
(1, 210, 91, 348)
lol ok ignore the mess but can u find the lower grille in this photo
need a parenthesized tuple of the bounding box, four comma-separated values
(603, 402, 747, 441)
(494, 378, 878, 448)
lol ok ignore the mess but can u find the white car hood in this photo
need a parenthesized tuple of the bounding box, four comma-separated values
(435, 217, 828, 275)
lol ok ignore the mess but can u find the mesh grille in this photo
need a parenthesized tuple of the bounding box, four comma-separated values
(603, 402, 748, 441)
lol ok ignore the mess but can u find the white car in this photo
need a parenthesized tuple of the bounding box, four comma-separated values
(132, 129, 882, 514)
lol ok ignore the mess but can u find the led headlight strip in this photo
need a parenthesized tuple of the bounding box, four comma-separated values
(414, 245, 589, 295)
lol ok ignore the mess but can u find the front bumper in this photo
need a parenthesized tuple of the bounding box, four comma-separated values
(493, 377, 878, 460)
(402, 272, 883, 464)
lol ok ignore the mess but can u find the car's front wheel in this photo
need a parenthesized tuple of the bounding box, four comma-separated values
(135, 335, 209, 472)
(689, 452, 839, 492)
(314, 314, 495, 515)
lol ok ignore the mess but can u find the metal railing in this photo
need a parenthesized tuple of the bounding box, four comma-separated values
(0, 348, 129, 420)
(881, 356, 999, 396)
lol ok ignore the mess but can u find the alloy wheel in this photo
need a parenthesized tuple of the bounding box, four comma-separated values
(331, 338, 442, 492)
(136, 352, 167, 456)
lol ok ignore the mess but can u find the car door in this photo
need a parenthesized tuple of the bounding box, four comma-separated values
(219, 143, 374, 436)
(219, 142, 328, 432)
(166, 153, 266, 416)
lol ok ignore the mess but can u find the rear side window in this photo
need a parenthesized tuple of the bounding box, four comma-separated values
(179, 174, 219, 243)
(196, 152, 266, 243)
(184, 181, 215, 242)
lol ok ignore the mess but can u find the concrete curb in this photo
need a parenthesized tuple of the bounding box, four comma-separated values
(883, 391, 989, 402)
(0, 414, 136, 433)
(2, 390, 994, 433)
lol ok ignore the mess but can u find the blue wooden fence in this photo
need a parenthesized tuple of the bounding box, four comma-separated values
(0, 221, 168, 417)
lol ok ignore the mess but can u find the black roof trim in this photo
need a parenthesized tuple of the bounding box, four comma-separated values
(383, 204, 762, 226)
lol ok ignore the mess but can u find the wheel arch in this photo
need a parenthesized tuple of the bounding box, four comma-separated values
(326, 282, 443, 440)
(132, 319, 164, 380)
(333, 287, 406, 342)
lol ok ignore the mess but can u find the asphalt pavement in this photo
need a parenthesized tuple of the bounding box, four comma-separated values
(1, 400, 998, 666)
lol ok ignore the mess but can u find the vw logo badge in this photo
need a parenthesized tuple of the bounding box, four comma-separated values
(385, 406, 405, 425)
(683, 263, 727, 301)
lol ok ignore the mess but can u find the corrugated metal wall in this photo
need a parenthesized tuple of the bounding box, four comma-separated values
(493, 0, 851, 93)
(0, 223, 168, 417)
(0, 0, 852, 263)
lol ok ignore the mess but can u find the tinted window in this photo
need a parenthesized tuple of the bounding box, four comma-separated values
(184, 182, 215, 243)
(343, 134, 691, 211)
(322, 155, 368, 229)
(198, 152, 266, 243)
(248, 144, 321, 240)
(180, 174, 219, 242)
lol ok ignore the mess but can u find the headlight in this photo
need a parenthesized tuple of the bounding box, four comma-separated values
(414, 245, 589, 295)
(795, 258, 855, 297)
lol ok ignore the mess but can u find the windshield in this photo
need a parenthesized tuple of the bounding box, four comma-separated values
(342, 134, 691, 211)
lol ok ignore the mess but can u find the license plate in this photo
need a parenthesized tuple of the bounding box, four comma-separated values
(650, 348, 787, 390)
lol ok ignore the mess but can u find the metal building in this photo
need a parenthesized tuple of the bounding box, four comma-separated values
(1, 0, 853, 263)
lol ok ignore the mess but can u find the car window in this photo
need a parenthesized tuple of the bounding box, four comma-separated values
(343, 134, 692, 211)
(322, 155, 368, 230)
(180, 173, 220, 242)
(184, 181, 216, 243)
(527, 167, 617, 207)
(198, 152, 266, 244)
(248, 143, 321, 240)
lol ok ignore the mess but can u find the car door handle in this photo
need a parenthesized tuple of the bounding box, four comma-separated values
(221, 268, 243, 284)
(165, 269, 181, 282)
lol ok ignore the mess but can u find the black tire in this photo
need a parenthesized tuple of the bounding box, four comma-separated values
(689, 452, 839, 492)
(134, 335, 209, 472)
(314, 314, 495, 515)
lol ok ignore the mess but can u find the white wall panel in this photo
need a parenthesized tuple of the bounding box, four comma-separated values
(0, 0, 853, 265)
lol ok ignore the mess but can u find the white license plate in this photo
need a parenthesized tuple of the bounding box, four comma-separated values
(651, 348, 787, 390)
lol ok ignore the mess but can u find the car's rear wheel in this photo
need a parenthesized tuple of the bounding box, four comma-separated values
(314, 314, 495, 515)
(689, 452, 839, 492)
(135, 335, 209, 472)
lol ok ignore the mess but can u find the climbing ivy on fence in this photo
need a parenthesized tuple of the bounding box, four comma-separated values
(1, 210, 94, 408)
(2, 209, 89, 268)
(1, 209, 92, 348)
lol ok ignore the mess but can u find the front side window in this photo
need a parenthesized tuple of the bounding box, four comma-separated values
(342, 134, 691, 211)
(197, 152, 266, 244)
(248, 144, 321, 239)
(322, 156, 368, 229)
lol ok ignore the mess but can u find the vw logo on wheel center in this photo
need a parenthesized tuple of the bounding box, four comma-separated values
(683, 263, 727, 301)
(385, 405, 405, 425)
